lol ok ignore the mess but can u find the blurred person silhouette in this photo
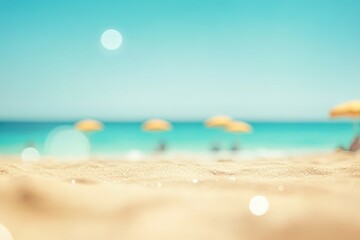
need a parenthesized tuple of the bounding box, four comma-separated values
(25, 140, 36, 148)
(230, 140, 240, 152)
(156, 140, 167, 152)
(210, 141, 221, 152)
(336, 136, 360, 152)
(349, 136, 360, 152)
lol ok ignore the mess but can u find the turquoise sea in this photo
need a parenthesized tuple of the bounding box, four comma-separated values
(0, 121, 356, 157)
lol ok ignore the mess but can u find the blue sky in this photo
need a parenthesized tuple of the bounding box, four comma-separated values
(0, 0, 359, 121)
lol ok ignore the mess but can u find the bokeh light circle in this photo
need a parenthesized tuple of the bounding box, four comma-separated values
(249, 195, 269, 216)
(45, 126, 90, 161)
(127, 149, 144, 161)
(0, 224, 13, 240)
(21, 147, 40, 162)
(101, 29, 122, 50)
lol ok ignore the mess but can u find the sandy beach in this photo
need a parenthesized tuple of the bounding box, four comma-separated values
(2, 0, 360, 239)
(0, 152, 359, 240)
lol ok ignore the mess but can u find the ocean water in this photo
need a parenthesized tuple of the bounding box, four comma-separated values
(0, 121, 356, 157)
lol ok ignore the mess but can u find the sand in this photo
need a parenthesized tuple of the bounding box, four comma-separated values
(0, 152, 360, 240)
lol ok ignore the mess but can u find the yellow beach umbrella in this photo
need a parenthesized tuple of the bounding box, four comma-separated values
(142, 119, 172, 152)
(142, 119, 172, 132)
(205, 115, 233, 128)
(226, 121, 252, 152)
(330, 100, 360, 118)
(205, 115, 232, 152)
(75, 119, 104, 132)
(330, 100, 360, 135)
(226, 121, 253, 133)
(75, 119, 103, 155)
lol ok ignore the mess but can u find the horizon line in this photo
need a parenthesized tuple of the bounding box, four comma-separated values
(0, 118, 345, 123)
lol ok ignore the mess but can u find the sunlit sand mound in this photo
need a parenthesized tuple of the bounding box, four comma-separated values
(0, 152, 359, 240)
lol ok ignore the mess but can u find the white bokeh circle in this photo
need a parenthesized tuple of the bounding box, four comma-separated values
(0, 224, 13, 240)
(101, 29, 123, 50)
(249, 195, 269, 216)
(21, 147, 40, 162)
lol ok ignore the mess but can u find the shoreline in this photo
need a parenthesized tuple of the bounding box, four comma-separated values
(1, 148, 342, 162)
